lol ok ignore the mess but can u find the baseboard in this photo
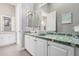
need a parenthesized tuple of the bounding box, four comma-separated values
(25, 49, 32, 56)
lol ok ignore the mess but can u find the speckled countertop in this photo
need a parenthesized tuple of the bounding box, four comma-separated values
(25, 33, 79, 47)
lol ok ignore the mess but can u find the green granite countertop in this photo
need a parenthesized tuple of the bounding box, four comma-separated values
(25, 32, 79, 46)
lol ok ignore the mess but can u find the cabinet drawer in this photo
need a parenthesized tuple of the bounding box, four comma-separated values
(0, 33, 16, 46)
(48, 41, 74, 56)
(48, 45, 67, 56)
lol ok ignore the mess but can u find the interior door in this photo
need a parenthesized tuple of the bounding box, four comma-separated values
(46, 11, 56, 31)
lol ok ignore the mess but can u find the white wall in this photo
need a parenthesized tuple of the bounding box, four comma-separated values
(16, 3, 23, 50)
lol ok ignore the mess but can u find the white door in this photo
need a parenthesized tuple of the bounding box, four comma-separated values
(46, 11, 56, 31)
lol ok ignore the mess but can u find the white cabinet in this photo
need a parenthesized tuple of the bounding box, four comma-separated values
(25, 35, 36, 55)
(48, 41, 74, 56)
(0, 32, 16, 46)
(75, 47, 79, 56)
(25, 35, 74, 56)
(34, 38, 47, 56)
(46, 11, 56, 31)
(25, 35, 30, 51)
(25, 35, 48, 56)
(29, 36, 35, 55)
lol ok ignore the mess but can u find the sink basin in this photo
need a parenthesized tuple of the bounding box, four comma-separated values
(38, 34, 46, 36)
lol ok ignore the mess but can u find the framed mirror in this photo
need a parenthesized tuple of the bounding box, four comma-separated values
(1, 16, 12, 32)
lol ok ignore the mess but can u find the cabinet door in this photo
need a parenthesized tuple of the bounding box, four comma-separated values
(25, 35, 30, 51)
(75, 47, 79, 56)
(46, 11, 56, 31)
(48, 41, 74, 56)
(33, 38, 38, 56)
(25, 35, 36, 55)
(34, 38, 47, 56)
(0, 36, 4, 46)
(29, 36, 35, 55)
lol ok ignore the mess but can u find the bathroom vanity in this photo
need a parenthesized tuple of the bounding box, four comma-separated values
(24, 32, 79, 56)
(0, 32, 16, 46)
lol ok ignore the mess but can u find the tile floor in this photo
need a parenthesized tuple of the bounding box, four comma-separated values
(0, 44, 31, 56)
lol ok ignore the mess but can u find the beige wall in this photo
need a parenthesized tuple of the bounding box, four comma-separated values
(0, 3, 16, 31)
(0, 3, 15, 16)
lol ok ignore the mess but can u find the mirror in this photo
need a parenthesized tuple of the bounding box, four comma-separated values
(26, 10, 33, 27)
(41, 16, 47, 31)
(40, 10, 47, 31)
(4, 16, 11, 31)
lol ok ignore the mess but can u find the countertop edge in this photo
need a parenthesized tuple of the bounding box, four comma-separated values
(25, 34, 79, 47)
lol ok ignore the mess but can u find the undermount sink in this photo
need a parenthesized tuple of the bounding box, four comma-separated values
(38, 34, 47, 36)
